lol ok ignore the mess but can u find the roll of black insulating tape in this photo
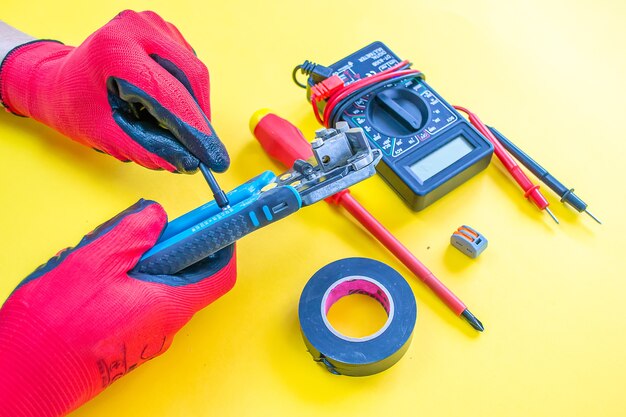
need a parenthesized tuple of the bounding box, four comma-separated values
(298, 258, 417, 376)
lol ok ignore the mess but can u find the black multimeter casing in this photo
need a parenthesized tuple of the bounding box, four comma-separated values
(309, 42, 494, 211)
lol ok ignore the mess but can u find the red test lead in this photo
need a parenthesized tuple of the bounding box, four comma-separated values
(453, 106, 559, 224)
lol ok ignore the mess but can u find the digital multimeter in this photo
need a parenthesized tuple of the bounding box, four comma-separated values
(309, 42, 494, 211)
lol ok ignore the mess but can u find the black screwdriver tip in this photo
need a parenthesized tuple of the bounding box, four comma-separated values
(461, 309, 484, 332)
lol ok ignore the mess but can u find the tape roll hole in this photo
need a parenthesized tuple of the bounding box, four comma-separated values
(323, 277, 394, 342)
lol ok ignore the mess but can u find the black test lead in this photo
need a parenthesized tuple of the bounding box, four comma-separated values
(488, 127, 601, 224)
(199, 163, 230, 209)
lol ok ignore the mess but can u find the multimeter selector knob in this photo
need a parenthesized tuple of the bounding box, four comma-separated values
(367, 88, 429, 137)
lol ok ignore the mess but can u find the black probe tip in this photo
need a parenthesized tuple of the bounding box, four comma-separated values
(584, 210, 602, 225)
(461, 309, 485, 332)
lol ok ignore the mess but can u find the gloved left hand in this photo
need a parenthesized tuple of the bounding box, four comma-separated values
(0, 10, 228, 173)
(0, 200, 237, 417)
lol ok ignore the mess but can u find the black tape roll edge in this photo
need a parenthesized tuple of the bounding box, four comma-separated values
(298, 258, 417, 376)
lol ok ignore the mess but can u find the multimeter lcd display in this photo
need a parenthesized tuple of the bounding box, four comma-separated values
(409, 136, 474, 183)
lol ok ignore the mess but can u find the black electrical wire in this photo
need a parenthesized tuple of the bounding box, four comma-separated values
(292, 60, 335, 89)
(292, 65, 308, 89)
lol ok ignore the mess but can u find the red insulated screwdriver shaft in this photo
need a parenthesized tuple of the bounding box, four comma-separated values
(249, 110, 484, 331)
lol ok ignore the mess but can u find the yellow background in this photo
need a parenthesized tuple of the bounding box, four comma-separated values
(1, 0, 625, 416)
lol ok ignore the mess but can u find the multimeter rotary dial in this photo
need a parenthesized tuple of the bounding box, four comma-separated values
(321, 41, 494, 211)
(367, 87, 429, 137)
(345, 79, 459, 159)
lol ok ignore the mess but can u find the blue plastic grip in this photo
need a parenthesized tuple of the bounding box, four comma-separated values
(134, 172, 302, 275)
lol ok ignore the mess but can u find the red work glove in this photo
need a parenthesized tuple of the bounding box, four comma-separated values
(0, 200, 237, 417)
(0, 10, 228, 173)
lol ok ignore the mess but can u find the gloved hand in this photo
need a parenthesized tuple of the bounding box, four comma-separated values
(0, 10, 228, 173)
(0, 200, 237, 417)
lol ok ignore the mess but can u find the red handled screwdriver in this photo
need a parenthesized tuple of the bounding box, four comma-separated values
(249, 110, 484, 332)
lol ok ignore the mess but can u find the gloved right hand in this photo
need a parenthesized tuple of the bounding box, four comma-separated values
(0, 200, 237, 417)
(0, 10, 228, 173)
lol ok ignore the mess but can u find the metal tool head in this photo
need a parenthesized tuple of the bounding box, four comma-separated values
(275, 122, 382, 205)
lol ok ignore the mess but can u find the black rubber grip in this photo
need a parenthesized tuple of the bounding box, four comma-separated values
(134, 186, 301, 275)
(135, 213, 253, 275)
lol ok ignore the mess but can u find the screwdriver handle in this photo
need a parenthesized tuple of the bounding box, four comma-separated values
(250, 109, 313, 166)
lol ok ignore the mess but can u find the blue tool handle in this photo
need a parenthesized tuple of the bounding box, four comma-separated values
(134, 186, 302, 275)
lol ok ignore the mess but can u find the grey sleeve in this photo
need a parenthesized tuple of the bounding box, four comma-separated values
(0, 21, 35, 64)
